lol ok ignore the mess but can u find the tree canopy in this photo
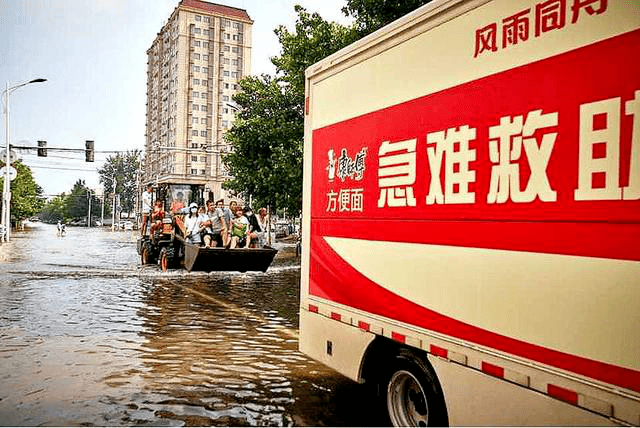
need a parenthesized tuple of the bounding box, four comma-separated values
(342, 0, 433, 36)
(0, 160, 44, 224)
(223, 75, 304, 215)
(222, 2, 432, 217)
(97, 150, 141, 214)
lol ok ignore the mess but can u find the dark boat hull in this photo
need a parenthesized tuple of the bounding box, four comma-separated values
(183, 241, 278, 272)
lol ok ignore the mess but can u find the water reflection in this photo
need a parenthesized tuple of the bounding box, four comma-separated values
(0, 224, 377, 426)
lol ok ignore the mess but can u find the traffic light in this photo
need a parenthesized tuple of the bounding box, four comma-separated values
(37, 140, 47, 157)
(85, 140, 94, 162)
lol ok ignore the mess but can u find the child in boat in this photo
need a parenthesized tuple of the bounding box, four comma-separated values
(229, 206, 250, 249)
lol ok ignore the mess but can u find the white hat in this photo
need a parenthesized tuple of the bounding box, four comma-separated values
(189, 202, 198, 208)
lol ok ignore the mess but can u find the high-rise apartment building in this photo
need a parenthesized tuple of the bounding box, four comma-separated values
(144, 0, 252, 199)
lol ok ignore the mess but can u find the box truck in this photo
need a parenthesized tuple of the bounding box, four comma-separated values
(300, 0, 640, 425)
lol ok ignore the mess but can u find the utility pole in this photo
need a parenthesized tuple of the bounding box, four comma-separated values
(101, 188, 105, 227)
(87, 190, 91, 227)
(111, 176, 117, 231)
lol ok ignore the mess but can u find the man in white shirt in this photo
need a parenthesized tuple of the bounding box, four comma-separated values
(141, 184, 154, 236)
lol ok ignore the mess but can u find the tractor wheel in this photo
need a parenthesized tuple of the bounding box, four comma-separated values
(141, 240, 156, 265)
(159, 246, 176, 272)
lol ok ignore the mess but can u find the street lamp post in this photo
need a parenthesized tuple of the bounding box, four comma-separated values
(2, 78, 46, 242)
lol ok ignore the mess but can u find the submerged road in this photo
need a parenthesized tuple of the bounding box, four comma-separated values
(0, 223, 378, 426)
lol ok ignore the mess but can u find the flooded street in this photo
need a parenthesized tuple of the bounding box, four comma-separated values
(0, 223, 376, 426)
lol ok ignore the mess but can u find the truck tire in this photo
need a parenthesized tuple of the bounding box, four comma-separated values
(141, 241, 156, 265)
(384, 350, 448, 427)
(159, 246, 175, 272)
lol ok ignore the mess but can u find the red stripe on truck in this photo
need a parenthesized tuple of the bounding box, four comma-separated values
(430, 345, 449, 359)
(391, 332, 406, 343)
(547, 384, 579, 405)
(482, 362, 505, 379)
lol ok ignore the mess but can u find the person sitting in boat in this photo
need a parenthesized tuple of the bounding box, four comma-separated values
(229, 206, 250, 249)
(184, 202, 203, 245)
(243, 207, 262, 248)
(201, 199, 226, 248)
(149, 199, 164, 241)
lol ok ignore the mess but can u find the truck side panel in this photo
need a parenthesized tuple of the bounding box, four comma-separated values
(301, 0, 640, 424)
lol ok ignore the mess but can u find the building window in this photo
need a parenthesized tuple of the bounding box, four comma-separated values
(192, 130, 199, 136)
(192, 155, 198, 162)
(194, 28, 201, 34)
(232, 59, 238, 66)
(195, 15, 201, 21)
(203, 42, 209, 48)
(223, 58, 229, 65)
(192, 65, 200, 72)
(203, 54, 209, 61)
(222, 95, 229, 101)
(191, 91, 199, 98)
(201, 118, 207, 124)
(193, 53, 200, 60)
(222, 120, 228, 128)
(192, 104, 199, 111)
(191, 169, 198, 174)
(204, 17, 210, 23)
(231, 72, 238, 78)
(203, 29, 209, 36)
(200, 169, 206, 175)
(193, 78, 200, 85)
(192, 117, 199, 124)
(202, 80, 208, 86)
(232, 47, 238, 53)
(224, 83, 229, 89)
(223, 71, 229, 77)
(225, 33, 230, 40)
(200, 130, 208, 137)
(201, 105, 208, 112)
(202, 67, 208, 74)
(224, 46, 230, 52)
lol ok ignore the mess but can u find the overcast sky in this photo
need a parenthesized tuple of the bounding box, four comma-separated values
(0, 0, 352, 196)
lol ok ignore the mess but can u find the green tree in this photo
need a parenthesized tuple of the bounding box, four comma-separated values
(223, 75, 303, 215)
(0, 160, 44, 225)
(64, 179, 101, 222)
(271, 5, 359, 98)
(39, 194, 67, 223)
(97, 150, 141, 214)
(224, 7, 357, 216)
(342, 0, 433, 36)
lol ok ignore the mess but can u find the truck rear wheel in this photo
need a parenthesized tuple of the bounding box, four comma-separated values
(384, 351, 447, 427)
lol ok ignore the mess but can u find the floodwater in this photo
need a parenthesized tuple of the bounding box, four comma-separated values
(0, 223, 378, 426)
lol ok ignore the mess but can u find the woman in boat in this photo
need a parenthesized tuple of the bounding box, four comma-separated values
(184, 202, 203, 245)
(256, 208, 269, 247)
(244, 207, 262, 248)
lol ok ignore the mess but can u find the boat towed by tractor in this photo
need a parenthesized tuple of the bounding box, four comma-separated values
(137, 183, 277, 273)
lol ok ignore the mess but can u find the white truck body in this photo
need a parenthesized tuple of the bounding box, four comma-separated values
(300, 0, 640, 425)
